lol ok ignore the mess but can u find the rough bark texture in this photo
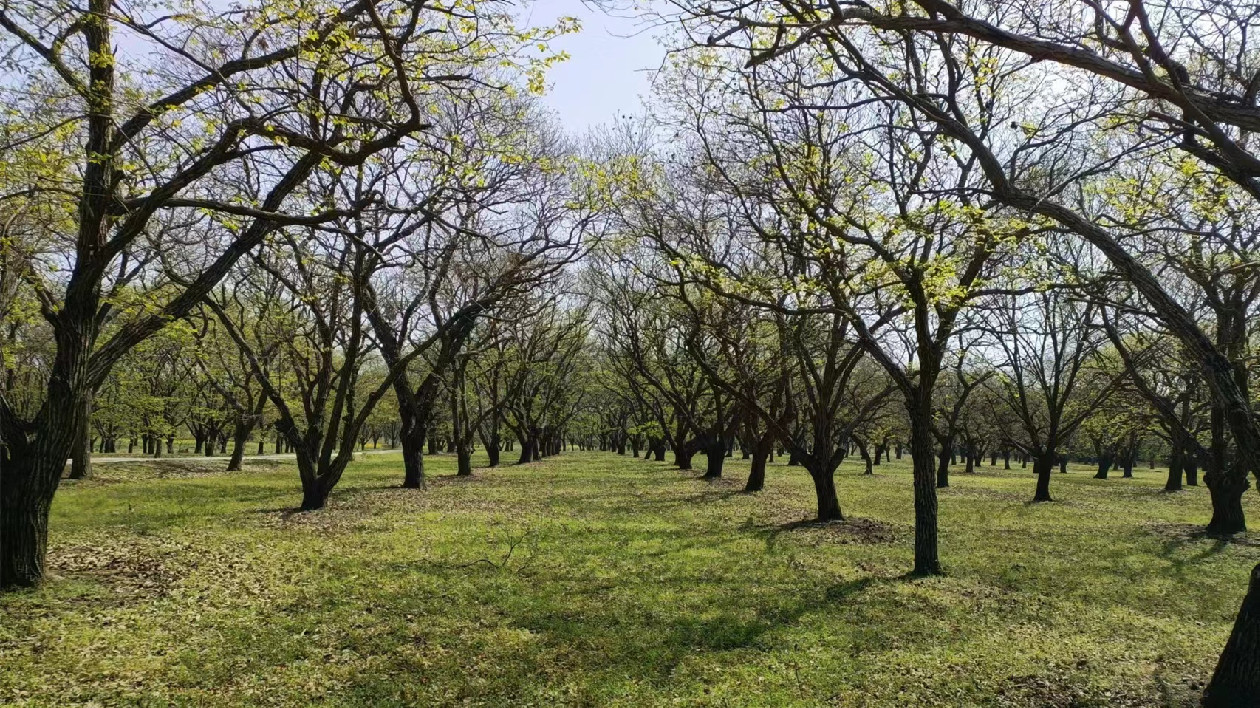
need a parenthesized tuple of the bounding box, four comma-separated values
(808, 465, 843, 522)
(909, 410, 942, 576)
(0, 481, 53, 589)
(1203, 563, 1260, 707)
(1206, 469, 1248, 536)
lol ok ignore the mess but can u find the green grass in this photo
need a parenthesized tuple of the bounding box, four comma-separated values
(3, 452, 1258, 706)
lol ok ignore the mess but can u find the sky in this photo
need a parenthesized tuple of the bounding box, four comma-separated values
(521, 1, 669, 135)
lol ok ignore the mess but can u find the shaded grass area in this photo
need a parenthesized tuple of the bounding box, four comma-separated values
(3, 452, 1258, 706)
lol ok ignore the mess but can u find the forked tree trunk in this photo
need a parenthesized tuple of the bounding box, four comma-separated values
(1203, 563, 1260, 707)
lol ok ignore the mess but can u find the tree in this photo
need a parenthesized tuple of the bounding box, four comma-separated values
(1, 0, 571, 589)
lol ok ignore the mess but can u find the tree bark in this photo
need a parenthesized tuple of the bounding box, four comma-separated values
(674, 446, 693, 470)
(68, 396, 93, 480)
(0, 471, 53, 589)
(703, 437, 724, 479)
(746, 445, 768, 492)
(936, 445, 951, 488)
(808, 464, 843, 522)
(909, 409, 942, 575)
(226, 419, 254, 472)
(1165, 449, 1183, 492)
(1203, 563, 1260, 707)
(1206, 468, 1248, 536)
(1033, 455, 1054, 502)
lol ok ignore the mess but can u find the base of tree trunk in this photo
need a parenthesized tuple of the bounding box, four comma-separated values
(0, 493, 51, 590)
(1206, 473, 1248, 536)
(1203, 563, 1260, 707)
(746, 451, 767, 492)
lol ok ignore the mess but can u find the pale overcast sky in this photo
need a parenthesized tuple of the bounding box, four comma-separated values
(523, 1, 668, 134)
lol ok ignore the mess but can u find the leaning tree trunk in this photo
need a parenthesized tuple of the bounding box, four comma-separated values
(485, 435, 500, 467)
(1164, 449, 1183, 492)
(1203, 563, 1260, 707)
(746, 444, 769, 492)
(226, 418, 254, 472)
(1033, 454, 1055, 502)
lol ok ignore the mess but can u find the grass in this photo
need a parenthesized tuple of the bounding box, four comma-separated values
(3, 451, 1258, 707)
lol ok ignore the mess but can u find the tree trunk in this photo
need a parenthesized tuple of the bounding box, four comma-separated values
(808, 464, 843, 522)
(1203, 563, 1260, 707)
(1186, 457, 1200, 486)
(1033, 455, 1054, 502)
(300, 478, 331, 511)
(400, 404, 427, 488)
(746, 445, 768, 492)
(674, 446, 693, 470)
(858, 441, 873, 475)
(227, 419, 254, 472)
(486, 437, 500, 467)
(703, 437, 724, 479)
(1094, 455, 1110, 479)
(456, 441, 472, 477)
(909, 411, 942, 575)
(936, 445, 951, 488)
(0, 474, 53, 589)
(1205, 467, 1248, 536)
(1164, 449, 1183, 492)
(68, 396, 93, 480)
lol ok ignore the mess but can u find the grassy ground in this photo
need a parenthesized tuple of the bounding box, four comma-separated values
(2, 452, 1258, 707)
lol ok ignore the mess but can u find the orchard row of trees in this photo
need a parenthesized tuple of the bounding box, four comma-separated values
(0, 0, 603, 589)
(581, 1, 1260, 701)
(2, 0, 1260, 702)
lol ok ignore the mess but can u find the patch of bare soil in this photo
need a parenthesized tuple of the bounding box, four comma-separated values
(1146, 522, 1260, 548)
(770, 516, 907, 545)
